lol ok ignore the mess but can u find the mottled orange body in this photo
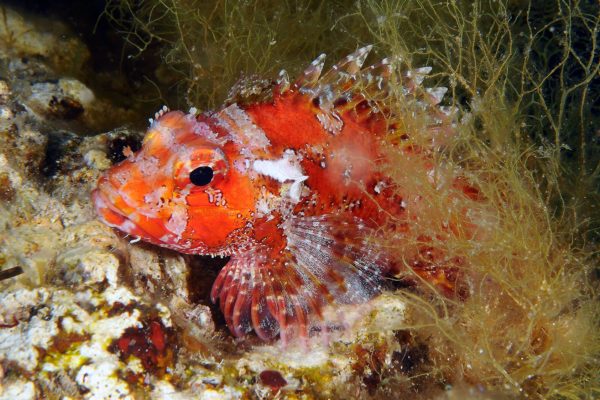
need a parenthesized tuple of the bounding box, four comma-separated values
(93, 47, 468, 342)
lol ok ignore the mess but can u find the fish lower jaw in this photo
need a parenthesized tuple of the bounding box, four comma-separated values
(166, 244, 247, 258)
(92, 189, 159, 244)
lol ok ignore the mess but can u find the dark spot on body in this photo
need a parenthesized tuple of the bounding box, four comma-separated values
(356, 99, 371, 112)
(334, 96, 349, 107)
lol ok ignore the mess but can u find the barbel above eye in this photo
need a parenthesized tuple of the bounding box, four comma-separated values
(189, 166, 214, 186)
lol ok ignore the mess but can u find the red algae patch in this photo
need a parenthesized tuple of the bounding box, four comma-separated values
(259, 370, 288, 390)
(110, 318, 176, 381)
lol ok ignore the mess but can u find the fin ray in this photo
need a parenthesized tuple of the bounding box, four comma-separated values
(294, 53, 326, 89)
(210, 214, 387, 342)
(320, 45, 373, 83)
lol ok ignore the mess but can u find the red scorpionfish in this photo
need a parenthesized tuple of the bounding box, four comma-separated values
(93, 46, 474, 343)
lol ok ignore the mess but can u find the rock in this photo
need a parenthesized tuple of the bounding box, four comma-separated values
(83, 149, 111, 170)
(54, 246, 121, 287)
(26, 79, 89, 120)
(0, 378, 37, 400)
(0, 288, 57, 371)
(0, 7, 90, 75)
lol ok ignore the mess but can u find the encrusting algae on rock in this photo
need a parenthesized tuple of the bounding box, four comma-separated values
(0, 0, 598, 398)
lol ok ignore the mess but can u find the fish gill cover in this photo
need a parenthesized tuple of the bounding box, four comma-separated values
(97, 0, 597, 397)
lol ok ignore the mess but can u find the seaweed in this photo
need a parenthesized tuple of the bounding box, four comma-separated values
(364, 0, 600, 397)
(102, 0, 373, 108)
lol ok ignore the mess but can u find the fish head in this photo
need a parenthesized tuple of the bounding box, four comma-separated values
(92, 110, 257, 254)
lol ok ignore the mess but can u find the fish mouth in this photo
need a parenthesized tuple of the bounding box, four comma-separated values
(91, 183, 155, 241)
(92, 183, 204, 254)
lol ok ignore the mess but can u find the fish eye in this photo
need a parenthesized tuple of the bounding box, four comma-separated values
(189, 166, 214, 186)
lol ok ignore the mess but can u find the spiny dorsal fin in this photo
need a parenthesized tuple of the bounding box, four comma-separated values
(293, 53, 326, 90)
(291, 46, 394, 118)
(293, 45, 374, 94)
(361, 57, 393, 91)
(281, 46, 455, 141)
(426, 86, 448, 105)
(407, 66, 432, 86)
(148, 105, 170, 126)
(287, 46, 448, 108)
(320, 45, 373, 83)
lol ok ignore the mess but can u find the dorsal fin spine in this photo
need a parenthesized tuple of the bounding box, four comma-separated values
(293, 53, 326, 89)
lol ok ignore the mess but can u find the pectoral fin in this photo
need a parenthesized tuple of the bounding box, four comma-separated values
(210, 214, 388, 343)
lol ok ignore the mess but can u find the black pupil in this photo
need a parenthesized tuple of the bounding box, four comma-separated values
(189, 166, 214, 186)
